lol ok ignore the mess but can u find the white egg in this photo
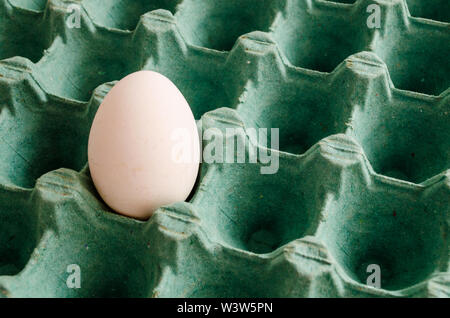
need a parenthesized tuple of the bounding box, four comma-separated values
(88, 71, 200, 220)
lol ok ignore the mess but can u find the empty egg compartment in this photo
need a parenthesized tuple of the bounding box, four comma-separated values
(150, 204, 282, 298)
(0, 0, 49, 62)
(341, 53, 450, 184)
(234, 49, 375, 155)
(190, 108, 344, 254)
(136, 9, 240, 119)
(191, 149, 323, 255)
(32, 26, 136, 103)
(0, 58, 105, 189)
(347, 88, 449, 184)
(316, 161, 449, 292)
(175, 0, 285, 52)
(236, 72, 343, 155)
(271, 0, 377, 73)
(151, 210, 342, 298)
(371, 1, 450, 96)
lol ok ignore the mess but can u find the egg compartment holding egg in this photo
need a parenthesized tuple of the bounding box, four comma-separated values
(0, 0, 449, 297)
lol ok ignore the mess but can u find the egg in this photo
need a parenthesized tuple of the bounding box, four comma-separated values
(88, 71, 200, 220)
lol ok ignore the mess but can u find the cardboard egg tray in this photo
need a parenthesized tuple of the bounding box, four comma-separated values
(0, 0, 448, 297)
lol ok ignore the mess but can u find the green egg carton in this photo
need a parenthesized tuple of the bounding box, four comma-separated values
(0, 0, 449, 297)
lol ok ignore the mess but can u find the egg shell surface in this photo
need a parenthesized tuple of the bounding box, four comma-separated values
(88, 71, 200, 220)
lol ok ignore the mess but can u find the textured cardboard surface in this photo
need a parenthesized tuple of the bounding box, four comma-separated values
(0, 0, 448, 297)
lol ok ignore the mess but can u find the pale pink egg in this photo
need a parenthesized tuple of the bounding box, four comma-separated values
(88, 71, 200, 220)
